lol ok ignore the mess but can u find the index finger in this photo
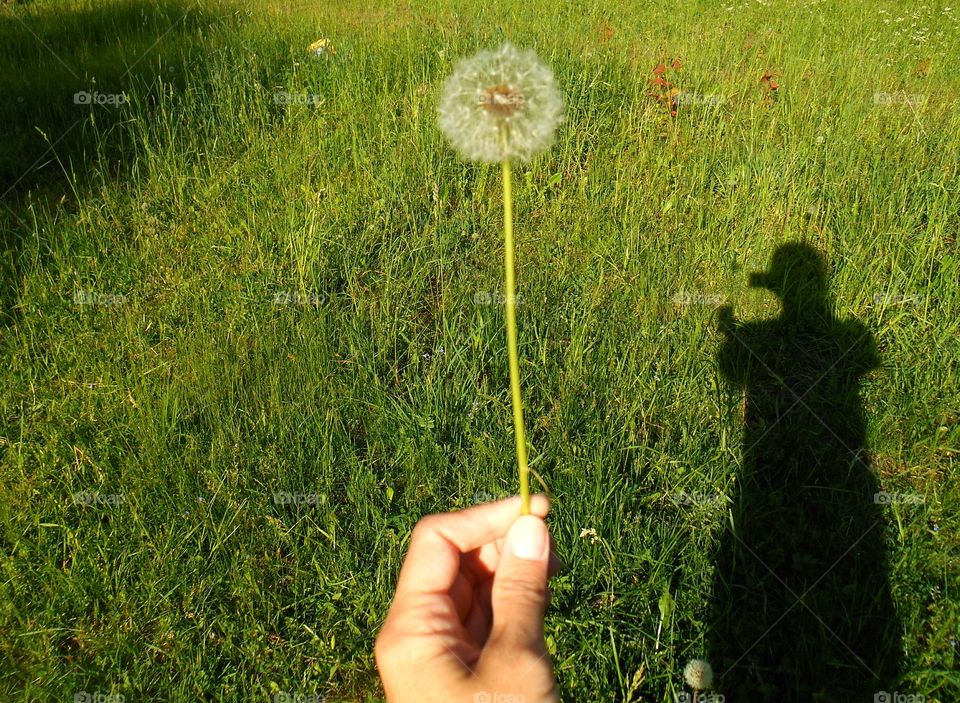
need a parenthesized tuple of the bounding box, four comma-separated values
(395, 495, 550, 598)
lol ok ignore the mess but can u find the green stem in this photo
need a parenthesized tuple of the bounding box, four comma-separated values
(501, 158, 530, 516)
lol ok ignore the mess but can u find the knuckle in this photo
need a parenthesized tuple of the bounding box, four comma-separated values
(411, 513, 441, 539)
(485, 637, 548, 670)
(495, 574, 547, 603)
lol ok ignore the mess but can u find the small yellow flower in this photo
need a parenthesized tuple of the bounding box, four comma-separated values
(308, 38, 335, 56)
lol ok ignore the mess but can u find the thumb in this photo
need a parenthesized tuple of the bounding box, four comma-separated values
(487, 514, 551, 654)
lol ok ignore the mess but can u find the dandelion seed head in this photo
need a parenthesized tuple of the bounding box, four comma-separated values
(683, 659, 714, 690)
(438, 42, 564, 163)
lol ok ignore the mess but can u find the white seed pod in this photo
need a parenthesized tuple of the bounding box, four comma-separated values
(438, 42, 564, 163)
(683, 659, 714, 690)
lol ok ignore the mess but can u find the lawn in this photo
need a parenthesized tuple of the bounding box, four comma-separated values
(0, 0, 958, 701)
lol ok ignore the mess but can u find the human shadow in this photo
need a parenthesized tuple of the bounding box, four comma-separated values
(708, 243, 899, 701)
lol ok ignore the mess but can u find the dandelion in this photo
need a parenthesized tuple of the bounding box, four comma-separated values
(438, 43, 563, 515)
(438, 42, 563, 163)
(684, 659, 715, 702)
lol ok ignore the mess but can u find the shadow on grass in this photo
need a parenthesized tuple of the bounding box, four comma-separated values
(0, 0, 233, 192)
(708, 243, 900, 701)
(0, 0, 247, 327)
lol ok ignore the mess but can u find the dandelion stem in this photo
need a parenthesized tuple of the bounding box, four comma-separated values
(501, 158, 530, 516)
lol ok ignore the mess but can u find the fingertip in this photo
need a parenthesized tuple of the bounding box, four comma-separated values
(505, 514, 550, 561)
(529, 493, 550, 518)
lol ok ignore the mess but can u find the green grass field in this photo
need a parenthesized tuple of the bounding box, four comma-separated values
(1, 0, 958, 700)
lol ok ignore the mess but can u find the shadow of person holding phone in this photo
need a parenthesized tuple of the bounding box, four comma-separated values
(708, 243, 900, 701)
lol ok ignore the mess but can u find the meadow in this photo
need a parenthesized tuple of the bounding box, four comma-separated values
(0, 0, 958, 700)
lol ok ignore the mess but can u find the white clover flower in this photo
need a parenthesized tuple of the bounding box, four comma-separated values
(683, 659, 714, 690)
(579, 527, 601, 544)
(438, 42, 564, 163)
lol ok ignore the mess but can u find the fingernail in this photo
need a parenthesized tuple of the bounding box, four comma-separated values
(507, 515, 549, 561)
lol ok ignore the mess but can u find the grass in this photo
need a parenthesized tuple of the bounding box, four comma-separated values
(0, 0, 958, 700)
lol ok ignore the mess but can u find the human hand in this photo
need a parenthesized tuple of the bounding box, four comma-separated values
(375, 496, 560, 703)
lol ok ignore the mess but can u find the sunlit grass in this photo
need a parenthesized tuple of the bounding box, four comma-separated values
(0, 0, 958, 700)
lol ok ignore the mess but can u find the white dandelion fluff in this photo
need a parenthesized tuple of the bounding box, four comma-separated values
(438, 42, 564, 163)
(683, 659, 714, 690)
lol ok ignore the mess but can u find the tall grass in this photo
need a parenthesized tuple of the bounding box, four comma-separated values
(0, 0, 958, 700)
